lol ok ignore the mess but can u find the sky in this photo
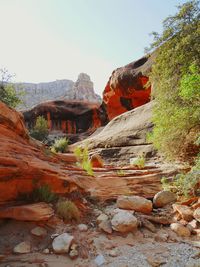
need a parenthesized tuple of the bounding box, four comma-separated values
(0, 0, 187, 95)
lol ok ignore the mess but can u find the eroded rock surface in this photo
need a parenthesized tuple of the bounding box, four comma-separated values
(103, 55, 153, 120)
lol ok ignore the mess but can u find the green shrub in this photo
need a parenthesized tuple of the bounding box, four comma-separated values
(0, 68, 22, 108)
(146, 0, 200, 161)
(130, 155, 146, 168)
(161, 154, 200, 198)
(51, 137, 69, 153)
(20, 184, 58, 203)
(116, 169, 126, 176)
(30, 116, 49, 142)
(56, 200, 80, 221)
(74, 146, 94, 176)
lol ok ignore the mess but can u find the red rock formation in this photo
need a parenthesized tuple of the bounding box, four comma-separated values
(103, 55, 152, 120)
(23, 100, 107, 136)
(0, 101, 80, 203)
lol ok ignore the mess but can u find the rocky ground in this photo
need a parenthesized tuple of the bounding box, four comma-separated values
(0, 192, 200, 267)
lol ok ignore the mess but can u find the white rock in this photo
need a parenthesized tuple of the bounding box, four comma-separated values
(69, 249, 79, 259)
(170, 223, 191, 237)
(99, 220, 112, 234)
(111, 210, 138, 233)
(13, 241, 31, 254)
(52, 233, 74, 253)
(31, 226, 47, 237)
(96, 213, 108, 224)
(43, 248, 49, 254)
(78, 224, 88, 232)
(94, 254, 106, 266)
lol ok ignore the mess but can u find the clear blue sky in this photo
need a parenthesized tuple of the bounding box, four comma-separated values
(0, 0, 187, 95)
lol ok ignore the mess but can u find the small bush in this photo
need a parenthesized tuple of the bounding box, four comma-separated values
(130, 155, 146, 168)
(161, 154, 200, 198)
(51, 137, 69, 153)
(117, 170, 126, 176)
(74, 146, 94, 176)
(56, 200, 80, 221)
(30, 116, 49, 142)
(21, 184, 58, 203)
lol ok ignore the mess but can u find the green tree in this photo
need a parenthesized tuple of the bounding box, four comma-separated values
(147, 0, 200, 161)
(0, 68, 22, 108)
(30, 116, 49, 142)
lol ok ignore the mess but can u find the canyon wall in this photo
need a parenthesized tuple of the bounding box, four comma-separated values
(15, 73, 101, 110)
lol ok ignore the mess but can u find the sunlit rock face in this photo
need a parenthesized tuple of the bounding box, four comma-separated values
(65, 73, 102, 103)
(102, 55, 152, 120)
(15, 73, 101, 110)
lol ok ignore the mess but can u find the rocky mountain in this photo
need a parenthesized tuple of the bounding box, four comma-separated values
(14, 73, 101, 110)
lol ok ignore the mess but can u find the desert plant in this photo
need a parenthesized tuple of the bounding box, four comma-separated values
(130, 155, 146, 168)
(146, 0, 200, 161)
(161, 154, 200, 198)
(51, 137, 69, 153)
(116, 169, 126, 176)
(20, 184, 58, 203)
(30, 116, 49, 142)
(56, 200, 80, 221)
(0, 68, 22, 108)
(74, 146, 94, 176)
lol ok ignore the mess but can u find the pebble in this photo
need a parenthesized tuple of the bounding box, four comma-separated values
(13, 241, 31, 254)
(31, 226, 47, 237)
(94, 254, 106, 266)
(78, 224, 88, 232)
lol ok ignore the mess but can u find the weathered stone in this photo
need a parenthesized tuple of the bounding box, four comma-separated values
(172, 204, 193, 221)
(78, 224, 88, 232)
(153, 190, 177, 208)
(42, 248, 49, 254)
(13, 241, 31, 254)
(108, 249, 118, 257)
(117, 195, 152, 214)
(90, 154, 104, 168)
(142, 219, 156, 233)
(0, 101, 82, 203)
(170, 223, 191, 237)
(69, 249, 79, 259)
(188, 219, 198, 229)
(111, 210, 138, 233)
(99, 220, 112, 234)
(193, 207, 200, 222)
(96, 214, 108, 225)
(154, 231, 169, 242)
(31, 226, 47, 237)
(52, 233, 74, 254)
(103, 55, 152, 120)
(0, 203, 54, 221)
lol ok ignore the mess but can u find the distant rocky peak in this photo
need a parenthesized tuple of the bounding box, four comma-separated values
(77, 73, 91, 81)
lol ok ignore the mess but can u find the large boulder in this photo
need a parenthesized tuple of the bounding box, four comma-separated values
(111, 210, 138, 233)
(117, 195, 152, 214)
(153, 191, 177, 208)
